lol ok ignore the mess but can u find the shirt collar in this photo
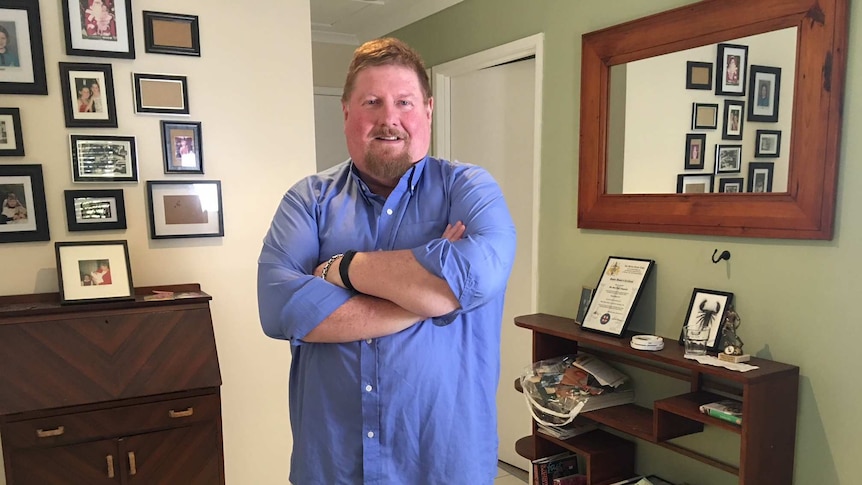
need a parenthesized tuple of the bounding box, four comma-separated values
(348, 155, 428, 198)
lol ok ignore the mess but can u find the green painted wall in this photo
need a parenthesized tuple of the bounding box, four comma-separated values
(393, 1, 862, 484)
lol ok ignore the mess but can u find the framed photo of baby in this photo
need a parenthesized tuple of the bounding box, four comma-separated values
(61, 0, 134, 59)
(59, 62, 118, 128)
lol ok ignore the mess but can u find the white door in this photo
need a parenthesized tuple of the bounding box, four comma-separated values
(313, 87, 350, 172)
(434, 36, 542, 471)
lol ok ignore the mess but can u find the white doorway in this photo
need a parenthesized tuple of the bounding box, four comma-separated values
(432, 34, 543, 472)
(313, 87, 349, 172)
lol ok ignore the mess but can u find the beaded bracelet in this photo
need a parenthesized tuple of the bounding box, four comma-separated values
(320, 253, 343, 282)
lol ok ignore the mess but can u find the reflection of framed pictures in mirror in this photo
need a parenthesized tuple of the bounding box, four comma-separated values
(676, 173, 714, 194)
(0, 1, 48, 95)
(714, 144, 742, 174)
(747, 162, 774, 193)
(685, 61, 712, 90)
(691, 103, 718, 130)
(747, 65, 781, 122)
(64, 189, 126, 232)
(684, 133, 706, 169)
(161, 120, 203, 173)
(133, 73, 189, 115)
(61, 0, 134, 59)
(55, 240, 134, 304)
(755, 130, 781, 158)
(143, 11, 200, 56)
(70, 134, 138, 182)
(59, 62, 118, 128)
(0, 107, 24, 156)
(0, 164, 49, 243)
(715, 43, 748, 96)
(718, 177, 744, 193)
(147, 180, 223, 239)
(721, 100, 745, 140)
(677, 288, 734, 352)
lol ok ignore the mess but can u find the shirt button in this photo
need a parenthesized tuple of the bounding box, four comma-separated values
(386, 208, 393, 215)
(366, 339, 373, 344)
(365, 385, 373, 392)
(367, 431, 375, 438)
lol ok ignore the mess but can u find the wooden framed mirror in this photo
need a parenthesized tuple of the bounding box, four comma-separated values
(577, 0, 848, 239)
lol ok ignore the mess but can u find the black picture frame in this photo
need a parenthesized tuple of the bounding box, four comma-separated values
(747, 162, 774, 193)
(133, 73, 189, 115)
(61, 0, 135, 59)
(721, 100, 745, 140)
(55, 240, 134, 304)
(684, 133, 706, 169)
(147, 180, 224, 239)
(0, 107, 24, 156)
(59, 62, 118, 128)
(715, 144, 742, 174)
(161, 120, 203, 173)
(0, 164, 49, 243)
(580, 256, 655, 337)
(70, 134, 138, 182)
(575, 286, 594, 325)
(64, 189, 126, 231)
(691, 103, 718, 130)
(0, 0, 48, 95)
(677, 288, 734, 352)
(718, 177, 744, 193)
(754, 129, 782, 158)
(747, 65, 781, 122)
(143, 11, 201, 57)
(685, 61, 712, 90)
(676, 173, 714, 194)
(715, 43, 748, 96)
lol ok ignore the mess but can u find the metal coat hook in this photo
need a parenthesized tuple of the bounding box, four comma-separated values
(712, 249, 731, 263)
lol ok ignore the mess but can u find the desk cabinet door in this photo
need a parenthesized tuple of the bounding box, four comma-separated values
(121, 424, 221, 484)
(10, 438, 118, 485)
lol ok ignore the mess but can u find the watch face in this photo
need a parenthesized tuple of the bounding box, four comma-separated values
(725, 346, 735, 354)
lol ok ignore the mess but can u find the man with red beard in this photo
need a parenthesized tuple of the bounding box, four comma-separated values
(258, 38, 516, 484)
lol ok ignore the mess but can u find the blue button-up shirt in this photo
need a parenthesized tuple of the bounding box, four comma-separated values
(258, 156, 516, 484)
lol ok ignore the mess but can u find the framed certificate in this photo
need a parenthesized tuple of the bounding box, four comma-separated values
(581, 256, 655, 337)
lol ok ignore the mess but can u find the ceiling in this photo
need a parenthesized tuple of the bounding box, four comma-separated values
(310, 0, 462, 45)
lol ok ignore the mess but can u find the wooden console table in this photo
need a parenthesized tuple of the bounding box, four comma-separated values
(0, 284, 224, 485)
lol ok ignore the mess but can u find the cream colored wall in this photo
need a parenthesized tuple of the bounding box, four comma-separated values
(394, 1, 862, 484)
(0, 0, 314, 483)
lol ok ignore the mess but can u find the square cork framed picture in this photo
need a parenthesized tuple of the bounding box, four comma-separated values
(146, 180, 223, 239)
(142, 11, 200, 57)
(132, 72, 189, 115)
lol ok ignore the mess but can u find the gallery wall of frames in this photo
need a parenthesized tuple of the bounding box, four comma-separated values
(0, 0, 217, 302)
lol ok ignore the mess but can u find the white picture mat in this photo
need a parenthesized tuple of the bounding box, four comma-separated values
(67, 0, 130, 53)
(150, 183, 221, 236)
(58, 243, 131, 300)
(684, 291, 731, 347)
(0, 114, 17, 149)
(0, 175, 36, 232)
(750, 70, 777, 117)
(719, 45, 747, 94)
(0, 9, 35, 83)
(74, 196, 119, 223)
(66, 70, 110, 121)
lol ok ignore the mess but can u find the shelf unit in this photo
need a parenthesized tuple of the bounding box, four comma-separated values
(514, 313, 799, 485)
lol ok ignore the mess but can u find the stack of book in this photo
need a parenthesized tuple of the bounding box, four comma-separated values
(536, 416, 597, 440)
(531, 451, 579, 485)
(699, 399, 743, 425)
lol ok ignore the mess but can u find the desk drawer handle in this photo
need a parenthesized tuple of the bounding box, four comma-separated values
(106, 454, 115, 478)
(36, 426, 65, 438)
(169, 407, 194, 418)
(128, 451, 137, 476)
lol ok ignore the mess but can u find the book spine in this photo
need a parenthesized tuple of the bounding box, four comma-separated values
(703, 407, 742, 425)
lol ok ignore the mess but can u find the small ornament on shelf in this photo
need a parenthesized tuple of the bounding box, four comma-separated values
(718, 304, 750, 362)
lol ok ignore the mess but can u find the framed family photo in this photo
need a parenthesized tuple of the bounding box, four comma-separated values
(691, 103, 718, 130)
(0, 0, 48, 95)
(684, 133, 706, 169)
(143, 11, 201, 57)
(678, 288, 734, 352)
(161, 120, 203, 173)
(0, 164, 49, 243)
(0, 107, 24, 156)
(59, 62, 118, 128)
(676, 173, 714, 194)
(55, 240, 134, 304)
(715, 144, 742, 174)
(147, 180, 224, 239)
(718, 177, 744, 193)
(755, 129, 781, 157)
(748, 162, 774, 193)
(133, 73, 189, 115)
(747, 65, 781, 122)
(70, 134, 138, 182)
(685, 61, 712, 90)
(61, 0, 135, 59)
(722, 100, 745, 140)
(715, 43, 748, 96)
(64, 189, 126, 231)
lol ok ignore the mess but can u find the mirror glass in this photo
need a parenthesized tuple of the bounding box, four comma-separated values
(606, 28, 796, 194)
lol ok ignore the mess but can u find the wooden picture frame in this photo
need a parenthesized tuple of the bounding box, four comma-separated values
(677, 288, 734, 352)
(0, 164, 49, 243)
(721, 100, 745, 140)
(147, 180, 224, 239)
(685, 61, 712, 90)
(64, 189, 126, 231)
(748, 162, 774, 193)
(715, 43, 748, 96)
(676, 173, 714, 194)
(55, 240, 134, 304)
(715, 144, 742, 174)
(59, 62, 118, 128)
(161, 120, 203, 173)
(684, 133, 706, 169)
(581, 256, 655, 337)
(747, 65, 781, 122)
(0, 107, 24, 156)
(718, 177, 744, 193)
(133, 73, 189, 115)
(70, 134, 138, 182)
(755, 130, 781, 157)
(143, 11, 200, 57)
(691, 103, 718, 130)
(0, 0, 48, 95)
(61, 0, 135, 59)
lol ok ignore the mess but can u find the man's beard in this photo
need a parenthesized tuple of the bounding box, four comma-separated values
(363, 130, 414, 180)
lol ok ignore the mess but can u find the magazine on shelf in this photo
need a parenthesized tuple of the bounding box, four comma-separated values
(531, 451, 579, 485)
(699, 399, 743, 425)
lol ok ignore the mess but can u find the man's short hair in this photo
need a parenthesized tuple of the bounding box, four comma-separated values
(341, 37, 431, 104)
